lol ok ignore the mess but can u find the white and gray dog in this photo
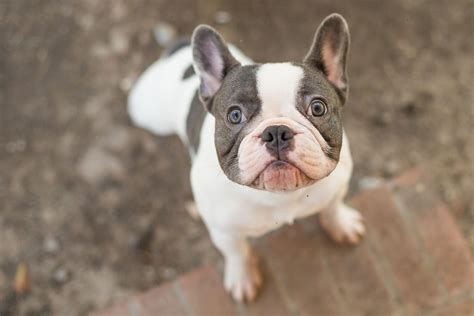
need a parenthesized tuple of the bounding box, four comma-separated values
(128, 13, 365, 302)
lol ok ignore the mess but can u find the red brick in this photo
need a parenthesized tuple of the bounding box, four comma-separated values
(397, 187, 474, 294)
(351, 186, 442, 312)
(177, 265, 239, 316)
(318, 228, 397, 316)
(262, 223, 347, 315)
(90, 282, 187, 316)
(437, 297, 474, 316)
(137, 282, 188, 316)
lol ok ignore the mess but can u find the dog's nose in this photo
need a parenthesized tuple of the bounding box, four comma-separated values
(261, 125, 294, 155)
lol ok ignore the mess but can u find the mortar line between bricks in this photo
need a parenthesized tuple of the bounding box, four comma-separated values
(428, 287, 474, 316)
(259, 243, 301, 316)
(318, 246, 352, 316)
(392, 191, 449, 300)
(234, 299, 246, 316)
(172, 280, 194, 316)
(364, 231, 406, 316)
(299, 220, 352, 315)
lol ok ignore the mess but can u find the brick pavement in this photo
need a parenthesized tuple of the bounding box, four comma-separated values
(92, 169, 474, 316)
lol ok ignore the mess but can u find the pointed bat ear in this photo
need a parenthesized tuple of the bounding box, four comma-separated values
(192, 25, 241, 112)
(304, 14, 350, 103)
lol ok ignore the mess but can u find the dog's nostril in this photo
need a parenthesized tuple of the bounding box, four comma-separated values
(280, 127, 294, 141)
(261, 125, 294, 144)
(261, 130, 274, 143)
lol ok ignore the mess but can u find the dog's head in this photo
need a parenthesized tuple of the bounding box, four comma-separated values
(192, 14, 350, 192)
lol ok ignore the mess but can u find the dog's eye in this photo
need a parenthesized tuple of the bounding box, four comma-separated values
(227, 106, 246, 124)
(309, 98, 327, 117)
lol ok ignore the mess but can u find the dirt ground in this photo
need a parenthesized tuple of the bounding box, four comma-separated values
(0, 0, 473, 315)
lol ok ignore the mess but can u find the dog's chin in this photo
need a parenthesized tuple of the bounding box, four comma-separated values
(250, 161, 315, 192)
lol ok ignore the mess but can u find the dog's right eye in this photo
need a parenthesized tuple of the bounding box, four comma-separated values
(227, 106, 246, 124)
(308, 98, 328, 117)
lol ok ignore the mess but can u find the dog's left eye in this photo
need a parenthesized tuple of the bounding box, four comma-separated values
(308, 98, 328, 117)
(227, 106, 247, 124)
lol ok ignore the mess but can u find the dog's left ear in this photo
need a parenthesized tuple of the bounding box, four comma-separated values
(304, 14, 350, 102)
(192, 25, 241, 112)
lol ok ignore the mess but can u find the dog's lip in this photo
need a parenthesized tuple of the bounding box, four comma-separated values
(269, 160, 290, 168)
(261, 159, 294, 173)
(248, 159, 311, 185)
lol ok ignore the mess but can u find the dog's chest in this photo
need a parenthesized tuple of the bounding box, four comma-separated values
(235, 184, 337, 236)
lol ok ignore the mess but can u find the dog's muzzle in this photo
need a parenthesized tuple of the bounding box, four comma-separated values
(238, 117, 337, 192)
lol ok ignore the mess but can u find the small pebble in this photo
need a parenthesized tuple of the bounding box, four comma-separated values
(119, 76, 135, 93)
(53, 268, 70, 285)
(214, 11, 231, 24)
(359, 177, 385, 190)
(153, 22, 177, 47)
(77, 145, 125, 184)
(110, 29, 129, 54)
(43, 236, 60, 254)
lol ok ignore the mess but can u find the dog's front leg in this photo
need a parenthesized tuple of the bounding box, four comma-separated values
(319, 186, 366, 245)
(209, 229, 263, 302)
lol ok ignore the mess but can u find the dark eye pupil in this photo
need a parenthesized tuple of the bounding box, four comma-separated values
(311, 101, 326, 116)
(229, 109, 242, 123)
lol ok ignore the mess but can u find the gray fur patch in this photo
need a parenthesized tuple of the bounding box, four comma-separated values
(186, 92, 207, 153)
(295, 62, 344, 161)
(212, 64, 262, 183)
(182, 65, 195, 80)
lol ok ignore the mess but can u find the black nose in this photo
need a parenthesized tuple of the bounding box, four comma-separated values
(261, 125, 294, 156)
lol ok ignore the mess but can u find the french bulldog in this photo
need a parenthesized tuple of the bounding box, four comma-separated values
(128, 13, 365, 302)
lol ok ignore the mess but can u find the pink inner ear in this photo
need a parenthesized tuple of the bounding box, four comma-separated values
(322, 41, 345, 90)
(202, 39, 224, 95)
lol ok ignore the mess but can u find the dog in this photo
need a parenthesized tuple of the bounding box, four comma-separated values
(128, 13, 365, 302)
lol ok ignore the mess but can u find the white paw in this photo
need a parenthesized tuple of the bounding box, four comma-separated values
(224, 252, 263, 302)
(320, 205, 365, 245)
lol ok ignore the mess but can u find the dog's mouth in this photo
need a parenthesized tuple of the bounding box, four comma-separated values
(250, 160, 315, 192)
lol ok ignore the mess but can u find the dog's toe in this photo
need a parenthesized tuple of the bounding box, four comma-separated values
(320, 205, 366, 245)
(224, 252, 263, 303)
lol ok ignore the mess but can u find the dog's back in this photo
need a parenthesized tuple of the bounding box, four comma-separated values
(128, 45, 199, 139)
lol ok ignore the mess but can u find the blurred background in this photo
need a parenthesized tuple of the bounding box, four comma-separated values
(0, 0, 473, 315)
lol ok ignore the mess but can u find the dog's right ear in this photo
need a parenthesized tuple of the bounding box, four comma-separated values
(304, 14, 350, 103)
(192, 25, 240, 112)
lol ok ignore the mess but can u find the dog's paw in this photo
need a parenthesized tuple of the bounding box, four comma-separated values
(319, 205, 365, 245)
(224, 252, 263, 302)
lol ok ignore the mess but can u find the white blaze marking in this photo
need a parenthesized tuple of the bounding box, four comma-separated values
(256, 63, 304, 118)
